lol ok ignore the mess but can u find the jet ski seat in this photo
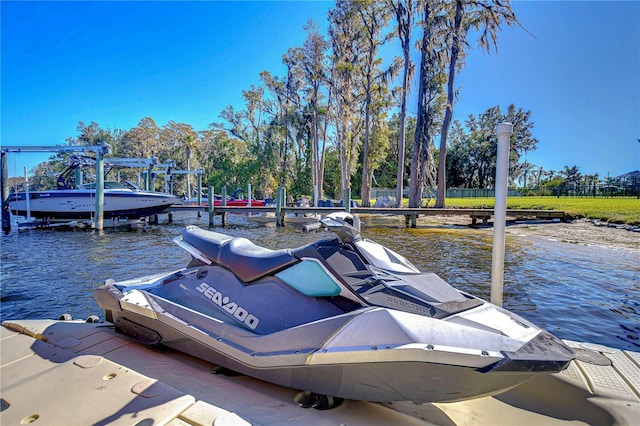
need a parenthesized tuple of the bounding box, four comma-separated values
(220, 237, 297, 282)
(182, 226, 297, 282)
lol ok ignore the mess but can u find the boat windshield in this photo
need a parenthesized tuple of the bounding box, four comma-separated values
(80, 181, 133, 190)
(354, 239, 421, 274)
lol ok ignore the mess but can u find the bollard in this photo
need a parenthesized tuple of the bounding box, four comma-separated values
(490, 122, 513, 307)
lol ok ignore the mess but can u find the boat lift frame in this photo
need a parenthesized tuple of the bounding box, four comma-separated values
(1, 144, 110, 231)
(1, 146, 205, 232)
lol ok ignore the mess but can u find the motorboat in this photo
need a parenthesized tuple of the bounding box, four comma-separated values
(180, 191, 269, 207)
(9, 180, 179, 221)
(94, 213, 574, 404)
(213, 188, 269, 207)
(9, 160, 180, 221)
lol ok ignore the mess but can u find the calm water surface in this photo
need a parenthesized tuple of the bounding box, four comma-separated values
(1, 212, 638, 351)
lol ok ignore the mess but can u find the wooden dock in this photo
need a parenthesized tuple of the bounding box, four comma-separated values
(2, 319, 638, 425)
(168, 205, 567, 227)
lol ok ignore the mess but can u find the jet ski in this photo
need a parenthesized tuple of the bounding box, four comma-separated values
(94, 213, 574, 404)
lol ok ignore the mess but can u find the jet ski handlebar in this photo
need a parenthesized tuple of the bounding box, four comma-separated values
(302, 212, 362, 244)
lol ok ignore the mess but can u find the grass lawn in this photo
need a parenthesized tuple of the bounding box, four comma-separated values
(432, 196, 640, 225)
(356, 196, 639, 225)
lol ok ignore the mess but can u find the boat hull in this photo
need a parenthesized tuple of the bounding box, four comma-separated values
(9, 190, 179, 220)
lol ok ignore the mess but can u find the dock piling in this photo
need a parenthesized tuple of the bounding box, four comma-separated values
(221, 186, 227, 226)
(343, 188, 351, 213)
(95, 151, 104, 230)
(490, 122, 513, 307)
(208, 186, 214, 227)
(1, 152, 10, 233)
(276, 187, 286, 227)
(197, 171, 202, 218)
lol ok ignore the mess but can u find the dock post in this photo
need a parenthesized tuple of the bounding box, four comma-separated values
(221, 185, 227, 226)
(147, 163, 154, 191)
(95, 150, 105, 230)
(280, 187, 286, 226)
(1, 152, 10, 233)
(275, 188, 281, 226)
(75, 168, 83, 187)
(275, 187, 285, 227)
(490, 122, 513, 307)
(313, 184, 318, 207)
(343, 188, 351, 213)
(208, 186, 214, 227)
(197, 170, 202, 218)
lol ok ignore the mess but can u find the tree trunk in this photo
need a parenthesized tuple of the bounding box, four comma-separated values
(395, 0, 412, 208)
(435, 0, 463, 208)
(360, 52, 374, 208)
(409, 2, 431, 209)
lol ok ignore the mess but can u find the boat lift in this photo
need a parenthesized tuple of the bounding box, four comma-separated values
(1, 144, 110, 231)
(1, 146, 205, 231)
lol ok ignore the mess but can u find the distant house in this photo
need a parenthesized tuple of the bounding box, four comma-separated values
(615, 170, 640, 195)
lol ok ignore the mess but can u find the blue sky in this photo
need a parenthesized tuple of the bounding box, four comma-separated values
(1, 0, 639, 180)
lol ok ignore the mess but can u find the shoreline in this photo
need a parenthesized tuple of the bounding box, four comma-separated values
(360, 214, 640, 252)
(504, 219, 640, 252)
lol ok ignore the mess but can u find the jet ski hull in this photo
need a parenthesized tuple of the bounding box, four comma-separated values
(102, 304, 535, 403)
(95, 266, 573, 403)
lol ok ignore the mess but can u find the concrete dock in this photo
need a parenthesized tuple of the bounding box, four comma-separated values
(1, 319, 638, 425)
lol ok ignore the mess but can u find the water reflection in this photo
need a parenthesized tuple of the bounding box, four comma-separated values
(1, 212, 638, 351)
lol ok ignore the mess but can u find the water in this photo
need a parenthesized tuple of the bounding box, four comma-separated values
(1, 212, 638, 351)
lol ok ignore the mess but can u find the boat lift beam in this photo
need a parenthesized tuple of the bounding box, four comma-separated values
(1, 144, 110, 232)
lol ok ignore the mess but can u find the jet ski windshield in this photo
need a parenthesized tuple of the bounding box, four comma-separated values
(354, 239, 420, 274)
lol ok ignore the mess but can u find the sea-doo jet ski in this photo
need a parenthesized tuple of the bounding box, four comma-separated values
(94, 213, 573, 403)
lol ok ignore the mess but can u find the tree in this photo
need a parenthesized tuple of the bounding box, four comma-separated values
(435, 0, 520, 207)
(300, 20, 330, 204)
(356, 0, 392, 207)
(160, 121, 199, 196)
(458, 104, 538, 188)
(408, 0, 447, 208)
(514, 159, 536, 190)
(389, 0, 415, 206)
(119, 117, 160, 160)
(199, 125, 249, 190)
(328, 0, 366, 195)
(560, 165, 581, 193)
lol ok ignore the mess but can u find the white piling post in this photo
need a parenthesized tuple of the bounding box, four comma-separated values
(95, 150, 105, 230)
(313, 184, 318, 207)
(491, 122, 513, 307)
(24, 167, 31, 221)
